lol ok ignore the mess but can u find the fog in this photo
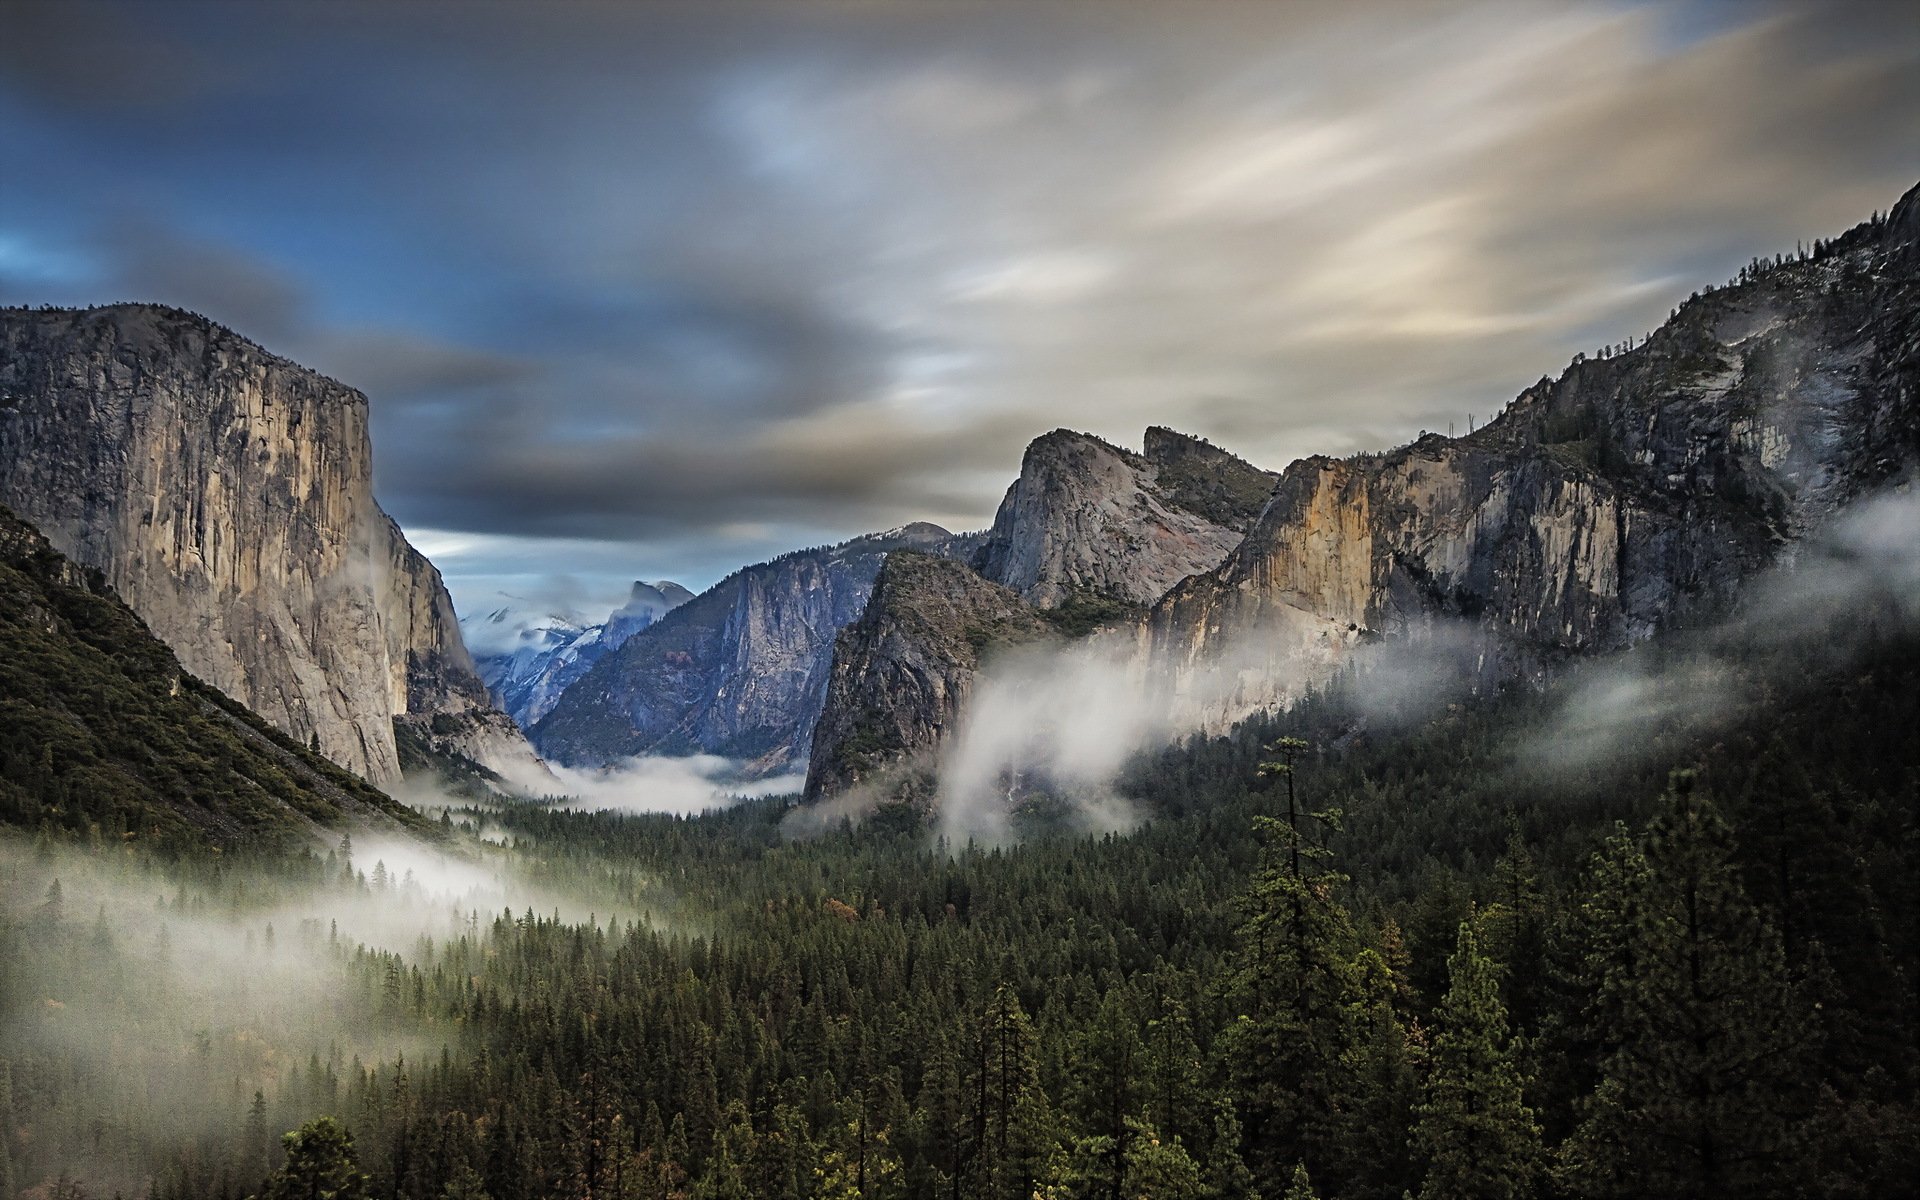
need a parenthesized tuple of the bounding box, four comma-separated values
(1526, 486, 1920, 776)
(918, 484, 1920, 842)
(0, 826, 648, 1197)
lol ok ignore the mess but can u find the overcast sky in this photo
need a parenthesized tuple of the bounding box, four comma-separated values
(2, 0, 1916, 620)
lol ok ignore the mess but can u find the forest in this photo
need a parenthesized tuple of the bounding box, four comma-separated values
(2, 586, 1916, 1200)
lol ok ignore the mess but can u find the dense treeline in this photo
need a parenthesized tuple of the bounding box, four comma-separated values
(1, 627, 1916, 1199)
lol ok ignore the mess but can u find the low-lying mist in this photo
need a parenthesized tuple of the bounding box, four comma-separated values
(0, 825, 649, 1197)
(918, 484, 1920, 842)
(1524, 486, 1920, 777)
(487, 752, 803, 815)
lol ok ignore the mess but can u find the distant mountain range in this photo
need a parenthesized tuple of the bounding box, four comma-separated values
(462, 579, 695, 727)
(1, 178, 1914, 833)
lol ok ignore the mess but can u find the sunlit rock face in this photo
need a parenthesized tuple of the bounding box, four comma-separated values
(1148, 182, 1920, 732)
(805, 183, 1920, 799)
(0, 303, 539, 785)
(972, 426, 1275, 608)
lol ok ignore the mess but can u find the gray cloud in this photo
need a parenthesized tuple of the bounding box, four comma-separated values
(1, 0, 1915, 612)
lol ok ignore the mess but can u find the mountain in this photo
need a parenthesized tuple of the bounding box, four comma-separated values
(0, 504, 425, 844)
(972, 426, 1274, 609)
(532, 523, 981, 773)
(465, 579, 694, 727)
(805, 180, 1920, 802)
(804, 551, 1052, 802)
(0, 303, 542, 786)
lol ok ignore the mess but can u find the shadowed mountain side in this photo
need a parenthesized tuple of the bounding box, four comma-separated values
(532, 523, 983, 774)
(805, 551, 1054, 803)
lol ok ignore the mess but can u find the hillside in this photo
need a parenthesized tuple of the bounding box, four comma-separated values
(0, 505, 427, 845)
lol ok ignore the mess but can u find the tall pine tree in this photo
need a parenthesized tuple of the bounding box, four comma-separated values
(1411, 916, 1541, 1200)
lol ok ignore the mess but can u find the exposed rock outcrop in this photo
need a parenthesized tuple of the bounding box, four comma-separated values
(804, 551, 1052, 801)
(532, 523, 982, 773)
(804, 180, 1920, 801)
(0, 303, 541, 786)
(972, 427, 1275, 608)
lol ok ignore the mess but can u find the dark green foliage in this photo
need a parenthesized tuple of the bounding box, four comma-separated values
(263, 1117, 370, 1200)
(0, 506, 423, 846)
(1558, 778, 1819, 1198)
(3, 571, 1917, 1199)
(1411, 919, 1541, 1200)
(1042, 587, 1144, 638)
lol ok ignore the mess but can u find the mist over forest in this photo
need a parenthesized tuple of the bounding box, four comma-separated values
(6, 2, 1920, 1199)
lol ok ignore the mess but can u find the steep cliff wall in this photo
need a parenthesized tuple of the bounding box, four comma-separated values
(972, 427, 1274, 608)
(805, 551, 1052, 801)
(1146, 182, 1920, 730)
(805, 181, 1920, 800)
(0, 503, 427, 843)
(0, 303, 540, 785)
(532, 523, 982, 773)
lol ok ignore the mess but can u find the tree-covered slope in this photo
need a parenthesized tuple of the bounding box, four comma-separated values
(0, 505, 427, 846)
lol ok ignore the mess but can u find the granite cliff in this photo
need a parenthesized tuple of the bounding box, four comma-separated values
(805, 180, 1920, 801)
(532, 523, 981, 774)
(0, 503, 427, 843)
(804, 551, 1052, 802)
(0, 304, 541, 786)
(972, 426, 1274, 608)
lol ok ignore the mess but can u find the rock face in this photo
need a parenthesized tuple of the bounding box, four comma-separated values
(532, 523, 981, 773)
(1146, 182, 1920, 731)
(972, 427, 1275, 608)
(804, 181, 1920, 800)
(804, 551, 1052, 801)
(0, 304, 541, 786)
(467, 580, 694, 728)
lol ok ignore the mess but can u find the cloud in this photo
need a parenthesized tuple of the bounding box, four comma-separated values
(1, 0, 1915, 613)
(504, 753, 803, 816)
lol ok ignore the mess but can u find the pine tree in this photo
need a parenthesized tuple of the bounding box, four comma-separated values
(972, 983, 1056, 1200)
(1224, 739, 1368, 1194)
(1560, 776, 1818, 1198)
(262, 1117, 372, 1200)
(1280, 1162, 1317, 1200)
(1200, 1099, 1259, 1200)
(1411, 917, 1540, 1200)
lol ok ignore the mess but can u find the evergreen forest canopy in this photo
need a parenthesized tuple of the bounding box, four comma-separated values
(2, 557, 1916, 1200)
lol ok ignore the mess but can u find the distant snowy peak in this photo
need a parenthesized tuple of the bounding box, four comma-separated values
(467, 578, 695, 727)
(460, 595, 589, 657)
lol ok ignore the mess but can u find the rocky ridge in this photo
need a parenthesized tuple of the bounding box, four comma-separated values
(972, 426, 1275, 608)
(0, 304, 541, 786)
(804, 551, 1053, 802)
(804, 180, 1920, 801)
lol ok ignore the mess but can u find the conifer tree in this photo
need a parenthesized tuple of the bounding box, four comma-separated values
(1224, 739, 1367, 1194)
(263, 1117, 371, 1200)
(1411, 917, 1540, 1200)
(1560, 776, 1818, 1198)
(1280, 1163, 1317, 1200)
